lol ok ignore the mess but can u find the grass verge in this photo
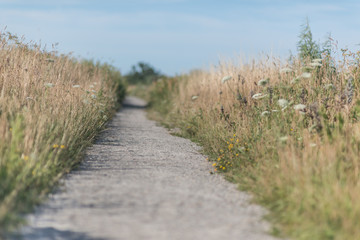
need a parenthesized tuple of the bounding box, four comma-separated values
(0, 32, 126, 234)
(146, 51, 360, 239)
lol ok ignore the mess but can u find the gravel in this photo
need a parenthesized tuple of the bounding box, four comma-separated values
(11, 96, 277, 240)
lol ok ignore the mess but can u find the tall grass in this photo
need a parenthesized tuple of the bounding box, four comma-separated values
(0, 32, 125, 233)
(148, 49, 360, 239)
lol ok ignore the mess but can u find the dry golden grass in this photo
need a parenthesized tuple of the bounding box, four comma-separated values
(149, 50, 360, 239)
(0, 32, 125, 232)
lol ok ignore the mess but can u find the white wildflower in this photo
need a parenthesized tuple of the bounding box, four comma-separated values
(293, 104, 306, 111)
(277, 99, 289, 108)
(309, 143, 317, 147)
(221, 76, 232, 84)
(301, 72, 312, 79)
(280, 67, 293, 74)
(261, 111, 270, 117)
(312, 58, 322, 63)
(279, 136, 288, 142)
(309, 62, 322, 67)
(191, 95, 199, 100)
(252, 93, 267, 99)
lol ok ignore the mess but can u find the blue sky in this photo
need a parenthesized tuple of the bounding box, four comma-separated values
(0, 0, 359, 75)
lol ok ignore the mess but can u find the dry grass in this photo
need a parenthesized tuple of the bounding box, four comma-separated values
(148, 50, 360, 239)
(0, 32, 125, 233)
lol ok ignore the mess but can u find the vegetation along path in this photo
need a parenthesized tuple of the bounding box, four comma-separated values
(12, 96, 277, 240)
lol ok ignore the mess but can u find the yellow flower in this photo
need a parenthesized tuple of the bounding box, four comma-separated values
(212, 163, 217, 167)
(228, 143, 234, 150)
(236, 153, 239, 157)
(21, 154, 29, 161)
(230, 138, 234, 142)
(220, 149, 224, 153)
(227, 141, 229, 144)
(290, 128, 294, 131)
(223, 167, 226, 170)
(60, 145, 66, 149)
(236, 139, 239, 143)
(233, 134, 236, 137)
(217, 157, 221, 161)
(53, 144, 59, 148)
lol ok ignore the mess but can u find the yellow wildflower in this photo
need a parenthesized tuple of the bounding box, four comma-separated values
(230, 138, 234, 142)
(228, 143, 234, 150)
(212, 163, 217, 167)
(223, 167, 226, 170)
(217, 157, 221, 161)
(60, 145, 66, 149)
(53, 144, 59, 148)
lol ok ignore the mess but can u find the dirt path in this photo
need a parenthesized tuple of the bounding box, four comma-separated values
(12, 96, 277, 240)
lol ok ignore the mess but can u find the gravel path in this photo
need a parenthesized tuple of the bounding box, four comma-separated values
(12, 96, 277, 240)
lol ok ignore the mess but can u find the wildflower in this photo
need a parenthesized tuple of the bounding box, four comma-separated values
(230, 138, 234, 142)
(21, 154, 29, 161)
(272, 110, 279, 113)
(309, 62, 322, 67)
(279, 136, 288, 142)
(60, 145, 66, 149)
(252, 93, 267, 99)
(72, 85, 80, 88)
(301, 72, 312, 79)
(293, 104, 306, 111)
(309, 143, 317, 147)
(233, 134, 236, 137)
(236, 153, 239, 157)
(277, 99, 289, 108)
(312, 58, 322, 63)
(217, 157, 221, 161)
(258, 78, 269, 86)
(44, 83, 54, 88)
(280, 67, 293, 73)
(221, 76, 232, 84)
(228, 143, 234, 150)
(236, 139, 239, 143)
(53, 144, 59, 148)
(91, 94, 97, 99)
(261, 111, 270, 117)
(212, 163, 217, 167)
(290, 128, 294, 131)
(191, 95, 199, 100)
(220, 149, 224, 153)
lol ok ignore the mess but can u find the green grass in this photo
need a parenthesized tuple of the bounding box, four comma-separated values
(0, 32, 126, 235)
(144, 51, 360, 239)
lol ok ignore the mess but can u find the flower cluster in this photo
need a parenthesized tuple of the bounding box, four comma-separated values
(211, 134, 250, 173)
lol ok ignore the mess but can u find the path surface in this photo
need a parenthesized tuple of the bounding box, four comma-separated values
(12, 96, 276, 240)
